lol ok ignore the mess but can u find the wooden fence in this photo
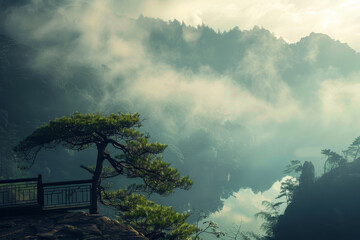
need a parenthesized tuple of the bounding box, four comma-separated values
(0, 175, 97, 216)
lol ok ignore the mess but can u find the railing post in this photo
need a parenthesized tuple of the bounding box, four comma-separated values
(37, 174, 44, 209)
(90, 176, 98, 214)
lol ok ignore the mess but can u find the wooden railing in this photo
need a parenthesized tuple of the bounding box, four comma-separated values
(0, 175, 97, 216)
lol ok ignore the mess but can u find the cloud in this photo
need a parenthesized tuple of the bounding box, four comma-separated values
(208, 176, 291, 235)
(184, 11, 203, 27)
(3, 1, 145, 72)
(182, 26, 202, 42)
(319, 76, 360, 124)
(3, 0, 360, 224)
(3, 0, 360, 51)
(119, 65, 300, 128)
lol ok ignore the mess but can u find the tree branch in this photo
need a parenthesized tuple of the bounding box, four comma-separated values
(80, 165, 95, 174)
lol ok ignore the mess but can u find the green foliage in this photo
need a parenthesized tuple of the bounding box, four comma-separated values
(321, 149, 347, 174)
(343, 136, 360, 161)
(104, 189, 196, 240)
(14, 111, 194, 236)
(14, 112, 143, 166)
(276, 177, 298, 205)
(280, 160, 304, 206)
(116, 154, 192, 196)
(283, 160, 302, 175)
(255, 160, 315, 239)
(254, 201, 282, 239)
(192, 213, 226, 239)
(273, 153, 360, 239)
(14, 111, 192, 195)
(252, 136, 360, 240)
(319, 136, 360, 175)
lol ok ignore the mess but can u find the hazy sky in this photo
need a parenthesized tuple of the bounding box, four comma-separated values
(2, 0, 360, 236)
(112, 0, 360, 51)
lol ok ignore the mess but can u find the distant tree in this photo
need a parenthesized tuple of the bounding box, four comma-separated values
(192, 212, 226, 239)
(320, 136, 360, 174)
(261, 137, 360, 240)
(277, 160, 315, 206)
(343, 136, 360, 161)
(13, 112, 193, 214)
(254, 201, 283, 239)
(283, 160, 303, 175)
(278, 160, 303, 206)
(321, 149, 347, 174)
(242, 160, 317, 240)
(276, 177, 298, 206)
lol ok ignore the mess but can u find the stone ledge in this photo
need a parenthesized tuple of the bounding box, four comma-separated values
(0, 211, 148, 240)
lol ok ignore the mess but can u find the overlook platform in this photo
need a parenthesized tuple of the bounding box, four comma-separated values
(0, 175, 97, 217)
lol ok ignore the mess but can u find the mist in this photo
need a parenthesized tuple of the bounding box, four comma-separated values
(1, 0, 360, 235)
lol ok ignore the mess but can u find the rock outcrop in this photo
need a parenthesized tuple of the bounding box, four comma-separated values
(0, 211, 148, 240)
(274, 159, 360, 240)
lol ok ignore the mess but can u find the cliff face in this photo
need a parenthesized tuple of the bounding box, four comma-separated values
(274, 160, 360, 240)
(0, 211, 148, 240)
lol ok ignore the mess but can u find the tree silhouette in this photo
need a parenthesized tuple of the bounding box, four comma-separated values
(343, 136, 360, 161)
(255, 201, 283, 239)
(321, 149, 347, 174)
(276, 177, 298, 206)
(13, 111, 192, 214)
(283, 160, 303, 175)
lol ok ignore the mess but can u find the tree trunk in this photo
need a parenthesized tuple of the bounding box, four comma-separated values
(90, 143, 106, 214)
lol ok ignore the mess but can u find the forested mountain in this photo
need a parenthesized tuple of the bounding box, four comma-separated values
(3, 15, 360, 132)
(140, 16, 360, 75)
(1, 12, 360, 215)
(274, 159, 360, 240)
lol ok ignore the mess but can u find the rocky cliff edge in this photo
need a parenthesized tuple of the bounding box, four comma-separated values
(0, 211, 148, 240)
